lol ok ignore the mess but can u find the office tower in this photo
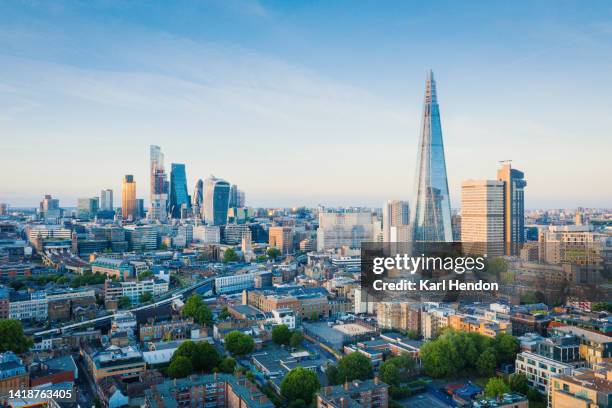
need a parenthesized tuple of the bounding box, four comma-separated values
(0, 203, 7, 216)
(229, 184, 239, 208)
(410, 71, 453, 242)
(269, 226, 294, 255)
(497, 162, 527, 255)
(460, 180, 505, 256)
(192, 179, 203, 218)
(203, 176, 230, 226)
(238, 191, 246, 207)
(39, 195, 61, 222)
(382, 200, 410, 242)
(149, 145, 168, 220)
(136, 199, 145, 219)
(316, 211, 374, 251)
(77, 197, 100, 219)
(100, 189, 113, 211)
(122, 175, 137, 221)
(169, 163, 190, 219)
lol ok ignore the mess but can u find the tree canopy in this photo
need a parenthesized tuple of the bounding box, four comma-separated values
(280, 367, 321, 404)
(167, 355, 193, 378)
(290, 331, 304, 348)
(219, 357, 236, 374)
(330, 352, 373, 384)
(379, 353, 416, 387)
(182, 295, 214, 327)
(224, 331, 255, 356)
(272, 324, 292, 345)
(267, 247, 282, 260)
(0, 319, 33, 354)
(223, 248, 240, 263)
(485, 377, 510, 399)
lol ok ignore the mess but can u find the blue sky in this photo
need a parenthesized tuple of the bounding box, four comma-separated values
(0, 0, 611, 208)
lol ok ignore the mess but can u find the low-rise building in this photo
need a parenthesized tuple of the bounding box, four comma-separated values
(0, 352, 29, 396)
(85, 346, 146, 382)
(317, 378, 389, 408)
(550, 362, 612, 408)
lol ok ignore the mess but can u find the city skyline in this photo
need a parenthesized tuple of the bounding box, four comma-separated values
(0, 1, 611, 208)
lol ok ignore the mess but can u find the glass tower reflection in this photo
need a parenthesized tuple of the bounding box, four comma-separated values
(410, 71, 453, 242)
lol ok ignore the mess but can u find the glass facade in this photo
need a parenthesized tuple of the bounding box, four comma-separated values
(169, 163, 190, 218)
(410, 71, 453, 242)
(203, 176, 230, 226)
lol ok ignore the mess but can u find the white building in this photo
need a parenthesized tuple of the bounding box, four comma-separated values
(270, 308, 296, 329)
(105, 279, 169, 305)
(317, 211, 375, 251)
(193, 225, 221, 244)
(9, 292, 48, 321)
(461, 180, 505, 256)
(515, 351, 574, 407)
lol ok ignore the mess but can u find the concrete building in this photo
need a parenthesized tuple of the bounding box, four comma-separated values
(461, 180, 505, 256)
(269, 226, 294, 255)
(100, 189, 113, 211)
(317, 378, 389, 408)
(382, 200, 409, 243)
(317, 211, 375, 251)
(515, 351, 574, 406)
(104, 279, 169, 305)
(497, 162, 527, 255)
(85, 345, 146, 382)
(193, 225, 221, 244)
(550, 362, 612, 408)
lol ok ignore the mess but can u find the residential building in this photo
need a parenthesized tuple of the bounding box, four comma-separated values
(144, 373, 273, 408)
(550, 362, 612, 408)
(104, 279, 169, 305)
(515, 351, 573, 405)
(497, 162, 527, 255)
(461, 180, 505, 256)
(317, 378, 389, 408)
(0, 352, 29, 396)
(549, 326, 612, 367)
(382, 200, 409, 243)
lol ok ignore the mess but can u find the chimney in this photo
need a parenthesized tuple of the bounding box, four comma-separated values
(343, 380, 349, 391)
(374, 376, 379, 385)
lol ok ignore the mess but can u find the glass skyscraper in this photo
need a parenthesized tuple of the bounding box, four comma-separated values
(410, 71, 453, 242)
(203, 176, 231, 226)
(169, 163, 190, 218)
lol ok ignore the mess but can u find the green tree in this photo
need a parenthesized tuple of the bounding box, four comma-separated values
(493, 332, 519, 364)
(139, 292, 153, 303)
(182, 295, 214, 326)
(167, 355, 193, 378)
(267, 247, 281, 260)
(223, 248, 240, 263)
(477, 348, 497, 377)
(173, 340, 198, 360)
(117, 296, 132, 309)
(325, 364, 339, 385)
(484, 377, 510, 399)
(287, 400, 307, 408)
(280, 367, 321, 404)
(193, 342, 221, 372)
(218, 306, 231, 320)
(336, 352, 373, 382)
(138, 270, 154, 280)
(508, 373, 529, 395)
(219, 357, 236, 373)
(379, 353, 416, 387)
(0, 319, 33, 353)
(592, 302, 612, 312)
(272, 324, 292, 345)
(485, 257, 508, 275)
(290, 331, 304, 348)
(224, 331, 255, 356)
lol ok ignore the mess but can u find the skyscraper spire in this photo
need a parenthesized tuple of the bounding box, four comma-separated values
(410, 71, 453, 242)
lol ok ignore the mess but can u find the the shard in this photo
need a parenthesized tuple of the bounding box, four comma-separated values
(410, 71, 453, 242)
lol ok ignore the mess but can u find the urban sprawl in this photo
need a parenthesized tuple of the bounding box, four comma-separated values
(0, 72, 610, 408)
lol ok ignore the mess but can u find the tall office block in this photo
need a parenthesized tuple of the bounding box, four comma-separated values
(122, 175, 137, 221)
(497, 163, 527, 255)
(39, 195, 61, 222)
(149, 145, 168, 220)
(410, 71, 453, 242)
(382, 200, 410, 242)
(169, 163, 190, 219)
(269, 226, 294, 255)
(203, 176, 231, 226)
(77, 197, 99, 219)
(192, 179, 203, 219)
(460, 180, 505, 256)
(100, 189, 113, 211)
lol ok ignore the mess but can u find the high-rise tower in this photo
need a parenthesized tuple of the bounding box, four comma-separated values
(122, 175, 137, 221)
(169, 163, 189, 219)
(497, 162, 526, 255)
(203, 176, 231, 226)
(192, 179, 204, 219)
(410, 71, 453, 242)
(149, 145, 168, 220)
